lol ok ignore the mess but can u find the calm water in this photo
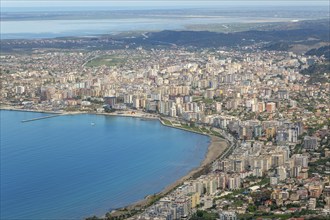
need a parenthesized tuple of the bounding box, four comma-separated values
(0, 110, 209, 219)
(0, 16, 296, 39)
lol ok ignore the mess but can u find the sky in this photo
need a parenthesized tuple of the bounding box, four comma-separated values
(1, 0, 329, 9)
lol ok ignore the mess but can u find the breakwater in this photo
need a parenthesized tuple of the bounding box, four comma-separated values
(21, 114, 61, 123)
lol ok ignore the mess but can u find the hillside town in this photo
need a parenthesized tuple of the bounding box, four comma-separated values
(1, 44, 329, 220)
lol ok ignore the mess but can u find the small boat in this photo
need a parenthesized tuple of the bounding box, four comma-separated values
(91, 122, 95, 126)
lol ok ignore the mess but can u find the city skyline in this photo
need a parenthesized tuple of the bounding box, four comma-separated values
(1, 1, 329, 219)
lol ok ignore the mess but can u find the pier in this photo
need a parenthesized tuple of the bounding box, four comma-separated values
(21, 114, 62, 123)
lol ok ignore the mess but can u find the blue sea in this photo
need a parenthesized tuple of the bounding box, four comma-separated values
(0, 110, 209, 219)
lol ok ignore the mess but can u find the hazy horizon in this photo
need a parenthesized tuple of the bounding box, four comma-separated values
(1, 1, 329, 40)
(1, 0, 329, 12)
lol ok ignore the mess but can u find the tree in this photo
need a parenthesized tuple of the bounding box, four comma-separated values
(247, 204, 257, 212)
(196, 210, 204, 217)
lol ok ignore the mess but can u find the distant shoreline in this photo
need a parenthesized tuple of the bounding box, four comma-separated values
(0, 106, 229, 217)
(0, 106, 63, 114)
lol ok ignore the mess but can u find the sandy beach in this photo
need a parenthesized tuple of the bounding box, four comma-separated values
(157, 135, 227, 195)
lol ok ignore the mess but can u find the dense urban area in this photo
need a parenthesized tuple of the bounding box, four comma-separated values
(1, 30, 330, 220)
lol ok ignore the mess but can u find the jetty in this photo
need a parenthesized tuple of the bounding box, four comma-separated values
(20, 111, 82, 123)
(21, 114, 62, 123)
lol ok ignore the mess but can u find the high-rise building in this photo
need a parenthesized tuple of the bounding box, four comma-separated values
(277, 166, 287, 181)
(215, 102, 222, 113)
(170, 106, 177, 117)
(219, 211, 237, 220)
(191, 193, 200, 208)
(303, 136, 318, 150)
(133, 97, 140, 109)
(15, 86, 25, 94)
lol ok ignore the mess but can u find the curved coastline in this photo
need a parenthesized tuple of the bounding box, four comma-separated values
(0, 106, 229, 217)
(89, 111, 229, 216)
(118, 120, 228, 215)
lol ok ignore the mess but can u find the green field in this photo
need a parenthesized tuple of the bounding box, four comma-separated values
(85, 54, 145, 67)
(85, 55, 127, 67)
(161, 119, 172, 126)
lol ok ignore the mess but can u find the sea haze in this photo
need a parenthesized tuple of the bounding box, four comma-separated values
(1, 7, 328, 39)
(0, 110, 209, 219)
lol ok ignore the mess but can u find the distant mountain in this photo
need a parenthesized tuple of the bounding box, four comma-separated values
(138, 27, 329, 48)
(127, 19, 329, 49)
(263, 42, 291, 51)
(1, 19, 329, 53)
(300, 61, 330, 84)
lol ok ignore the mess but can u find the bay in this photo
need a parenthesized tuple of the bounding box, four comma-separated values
(0, 110, 209, 219)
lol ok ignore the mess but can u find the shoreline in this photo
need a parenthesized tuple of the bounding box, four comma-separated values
(0, 106, 64, 114)
(0, 106, 229, 217)
(120, 120, 228, 214)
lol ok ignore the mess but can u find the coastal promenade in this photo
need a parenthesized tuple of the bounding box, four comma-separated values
(0, 106, 84, 122)
(96, 111, 159, 120)
(0, 106, 63, 114)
